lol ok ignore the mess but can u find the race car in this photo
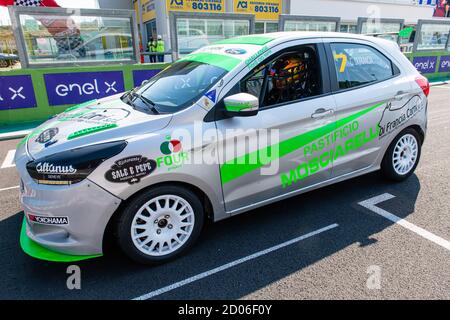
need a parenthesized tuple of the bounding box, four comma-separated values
(15, 32, 429, 264)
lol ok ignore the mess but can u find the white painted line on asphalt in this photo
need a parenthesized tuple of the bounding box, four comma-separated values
(0, 186, 19, 192)
(359, 193, 450, 251)
(132, 223, 339, 300)
(1, 150, 16, 169)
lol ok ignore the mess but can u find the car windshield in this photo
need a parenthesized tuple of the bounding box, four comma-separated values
(130, 60, 227, 113)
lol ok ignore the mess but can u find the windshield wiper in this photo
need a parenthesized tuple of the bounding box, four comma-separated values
(125, 91, 160, 115)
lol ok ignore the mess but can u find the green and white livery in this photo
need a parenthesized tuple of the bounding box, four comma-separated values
(15, 32, 428, 264)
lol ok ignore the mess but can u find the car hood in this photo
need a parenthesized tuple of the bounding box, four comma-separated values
(26, 94, 172, 159)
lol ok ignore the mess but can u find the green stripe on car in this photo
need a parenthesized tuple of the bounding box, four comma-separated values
(180, 52, 241, 71)
(67, 123, 118, 140)
(214, 35, 275, 46)
(220, 102, 383, 184)
(20, 217, 102, 262)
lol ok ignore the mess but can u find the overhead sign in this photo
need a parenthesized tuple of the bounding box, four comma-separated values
(166, 0, 225, 13)
(44, 71, 125, 106)
(0, 75, 37, 110)
(234, 0, 282, 21)
(142, 0, 156, 22)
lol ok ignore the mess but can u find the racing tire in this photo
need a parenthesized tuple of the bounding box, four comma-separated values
(381, 127, 422, 182)
(117, 185, 204, 265)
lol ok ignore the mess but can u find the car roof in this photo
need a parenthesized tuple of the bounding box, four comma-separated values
(220, 31, 394, 47)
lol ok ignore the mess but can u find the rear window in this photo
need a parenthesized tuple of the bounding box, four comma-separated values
(330, 43, 395, 90)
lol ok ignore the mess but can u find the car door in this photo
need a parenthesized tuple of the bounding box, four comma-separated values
(323, 39, 415, 178)
(215, 40, 338, 213)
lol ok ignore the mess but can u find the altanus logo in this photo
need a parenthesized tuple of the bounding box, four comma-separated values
(157, 136, 188, 171)
(36, 162, 77, 175)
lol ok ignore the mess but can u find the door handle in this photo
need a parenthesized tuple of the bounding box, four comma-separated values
(394, 91, 409, 101)
(311, 108, 334, 119)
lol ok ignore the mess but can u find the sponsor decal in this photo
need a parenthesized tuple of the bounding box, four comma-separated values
(0, 75, 37, 110)
(280, 121, 379, 188)
(246, 46, 272, 70)
(439, 55, 450, 73)
(105, 155, 156, 184)
(27, 214, 69, 226)
(225, 48, 247, 55)
(36, 162, 77, 175)
(378, 95, 424, 138)
(205, 89, 216, 103)
(220, 102, 383, 184)
(132, 69, 161, 87)
(57, 107, 130, 125)
(44, 71, 125, 106)
(67, 123, 118, 140)
(35, 128, 59, 144)
(157, 136, 188, 171)
(412, 56, 437, 74)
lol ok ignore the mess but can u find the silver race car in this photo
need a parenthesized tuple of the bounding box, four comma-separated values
(15, 32, 429, 264)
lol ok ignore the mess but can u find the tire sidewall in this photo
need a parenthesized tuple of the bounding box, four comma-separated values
(117, 185, 204, 265)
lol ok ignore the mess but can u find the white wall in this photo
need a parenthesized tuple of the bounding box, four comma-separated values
(289, 0, 434, 24)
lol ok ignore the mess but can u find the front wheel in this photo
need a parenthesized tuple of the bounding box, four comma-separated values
(117, 186, 204, 265)
(381, 127, 422, 181)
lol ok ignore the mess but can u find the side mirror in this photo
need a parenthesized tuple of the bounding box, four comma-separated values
(224, 93, 259, 117)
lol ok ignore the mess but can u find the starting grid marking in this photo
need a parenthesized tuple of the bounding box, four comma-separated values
(1, 150, 15, 169)
(359, 193, 450, 251)
(132, 223, 339, 300)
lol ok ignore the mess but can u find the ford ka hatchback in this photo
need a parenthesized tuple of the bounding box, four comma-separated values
(15, 32, 429, 264)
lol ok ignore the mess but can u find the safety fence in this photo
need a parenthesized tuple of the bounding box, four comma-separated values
(0, 63, 167, 127)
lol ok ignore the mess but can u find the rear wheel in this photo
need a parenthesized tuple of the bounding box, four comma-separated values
(117, 185, 204, 264)
(381, 127, 422, 181)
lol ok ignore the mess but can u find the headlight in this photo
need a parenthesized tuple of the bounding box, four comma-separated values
(26, 141, 127, 185)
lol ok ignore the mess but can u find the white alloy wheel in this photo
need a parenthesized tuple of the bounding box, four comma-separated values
(392, 133, 418, 176)
(131, 195, 195, 256)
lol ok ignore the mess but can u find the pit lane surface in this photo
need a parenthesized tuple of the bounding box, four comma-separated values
(1, 84, 450, 299)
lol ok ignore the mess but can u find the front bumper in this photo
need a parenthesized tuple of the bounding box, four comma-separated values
(20, 217, 102, 262)
(16, 148, 122, 260)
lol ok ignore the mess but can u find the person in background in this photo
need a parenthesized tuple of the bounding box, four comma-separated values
(148, 36, 157, 63)
(156, 35, 165, 63)
(433, 0, 448, 17)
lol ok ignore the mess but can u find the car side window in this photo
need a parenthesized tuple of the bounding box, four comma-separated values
(240, 44, 322, 108)
(330, 43, 395, 90)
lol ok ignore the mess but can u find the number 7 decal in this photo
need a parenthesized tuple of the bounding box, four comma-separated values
(334, 53, 347, 73)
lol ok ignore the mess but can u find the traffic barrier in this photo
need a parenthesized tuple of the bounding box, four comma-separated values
(0, 63, 168, 127)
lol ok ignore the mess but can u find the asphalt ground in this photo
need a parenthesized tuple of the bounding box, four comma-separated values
(0, 84, 450, 300)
